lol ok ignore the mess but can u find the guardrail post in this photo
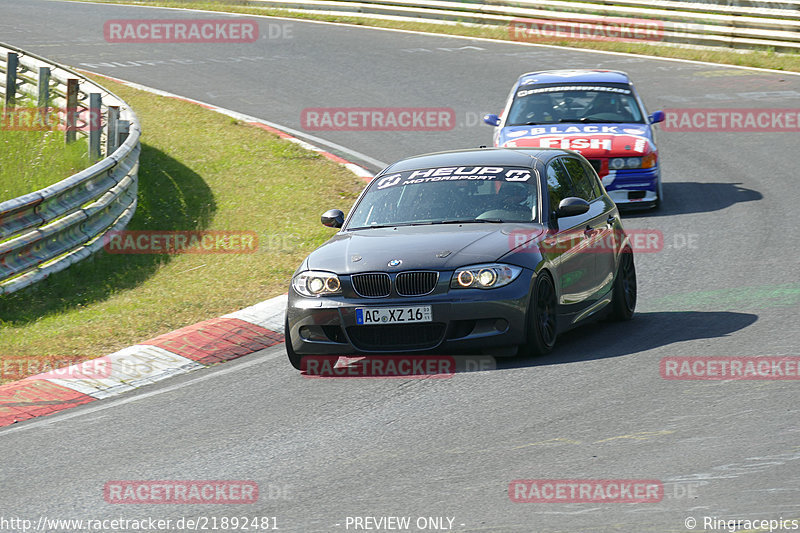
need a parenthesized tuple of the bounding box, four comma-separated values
(37, 67, 50, 108)
(89, 92, 102, 160)
(37, 67, 51, 130)
(65, 78, 78, 144)
(117, 119, 130, 147)
(4, 52, 18, 108)
(107, 105, 120, 155)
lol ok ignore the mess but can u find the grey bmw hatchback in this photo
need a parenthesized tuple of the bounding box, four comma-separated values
(285, 147, 636, 370)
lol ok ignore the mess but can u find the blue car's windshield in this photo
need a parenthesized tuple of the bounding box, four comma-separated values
(346, 166, 539, 229)
(507, 84, 645, 126)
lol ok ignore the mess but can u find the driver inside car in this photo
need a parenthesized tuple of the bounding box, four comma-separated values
(495, 182, 532, 220)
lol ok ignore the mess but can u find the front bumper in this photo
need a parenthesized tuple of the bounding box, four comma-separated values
(601, 166, 660, 207)
(286, 273, 533, 355)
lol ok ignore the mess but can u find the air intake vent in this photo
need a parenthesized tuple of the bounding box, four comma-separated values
(347, 323, 446, 351)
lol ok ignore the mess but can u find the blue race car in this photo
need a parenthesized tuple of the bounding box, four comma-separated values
(484, 69, 665, 209)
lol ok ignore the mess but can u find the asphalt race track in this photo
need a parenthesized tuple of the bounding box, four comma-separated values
(2, 1, 800, 531)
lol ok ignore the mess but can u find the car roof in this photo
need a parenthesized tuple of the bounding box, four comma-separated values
(517, 69, 632, 86)
(380, 147, 568, 174)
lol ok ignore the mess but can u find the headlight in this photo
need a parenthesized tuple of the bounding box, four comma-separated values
(609, 154, 657, 170)
(292, 271, 342, 297)
(451, 264, 522, 290)
(610, 157, 641, 169)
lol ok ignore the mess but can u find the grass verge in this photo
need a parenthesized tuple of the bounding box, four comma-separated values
(0, 75, 365, 382)
(0, 125, 90, 203)
(74, 0, 800, 73)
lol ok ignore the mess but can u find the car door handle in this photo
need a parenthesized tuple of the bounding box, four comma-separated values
(607, 215, 616, 226)
(584, 225, 596, 237)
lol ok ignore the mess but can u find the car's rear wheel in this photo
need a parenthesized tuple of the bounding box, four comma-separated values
(610, 248, 636, 321)
(520, 272, 558, 357)
(285, 318, 303, 370)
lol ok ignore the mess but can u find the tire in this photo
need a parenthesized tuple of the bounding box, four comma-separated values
(653, 178, 663, 210)
(610, 248, 636, 321)
(285, 318, 303, 370)
(520, 272, 558, 357)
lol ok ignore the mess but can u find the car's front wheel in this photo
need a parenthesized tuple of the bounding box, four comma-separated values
(654, 178, 663, 210)
(520, 271, 558, 357)
(285, 318, 303, 370)
(610, 248, 636, 321)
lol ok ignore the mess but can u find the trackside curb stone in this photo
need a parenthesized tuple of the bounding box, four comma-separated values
(0, 76, 373, 429)
(0, 294, 288, 427)
(1, 66, 375, 427)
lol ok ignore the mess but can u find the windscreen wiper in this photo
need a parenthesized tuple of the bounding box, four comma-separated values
(348, 224, 400, 230)
(439, 218, 507, 224)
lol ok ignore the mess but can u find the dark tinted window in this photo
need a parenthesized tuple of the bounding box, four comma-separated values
(546, 161, 574, 212)
(507, 84, 645, 126)
(347, 166, 540, 227)
(561, 157, 596, 201)
(580, 158, 604, 198)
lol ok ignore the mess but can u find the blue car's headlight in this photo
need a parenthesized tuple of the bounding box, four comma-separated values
(292, 271, 342, 297)
(609, 153, 657, 170)
(610, 157, 642, 170)
(451, 264, 522, 290)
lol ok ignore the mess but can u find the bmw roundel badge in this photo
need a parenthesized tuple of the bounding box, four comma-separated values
(388, 259, 402, 267)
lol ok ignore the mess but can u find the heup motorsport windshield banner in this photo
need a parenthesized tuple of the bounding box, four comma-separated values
(373, 166, 535, 189)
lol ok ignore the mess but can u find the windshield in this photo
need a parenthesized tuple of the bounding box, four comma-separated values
(346, 166, 539, 228)
(507, 84, 645, 126)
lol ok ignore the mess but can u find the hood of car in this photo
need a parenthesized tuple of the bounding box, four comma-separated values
(306, 223, 545, 274)
(498, 123, 654, 158)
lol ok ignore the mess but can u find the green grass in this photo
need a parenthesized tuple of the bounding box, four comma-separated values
(0, 75, 365, 380)
(0, 122, 90, 203)
(73, 0, 800, 73)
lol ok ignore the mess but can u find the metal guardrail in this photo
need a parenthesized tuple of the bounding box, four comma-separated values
(256, 0, 800, 51)
(0, 43, 140, 295)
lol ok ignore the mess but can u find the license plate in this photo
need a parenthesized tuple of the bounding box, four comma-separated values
(356, 306, 432, 325)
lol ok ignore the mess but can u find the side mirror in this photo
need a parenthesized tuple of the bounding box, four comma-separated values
(321, 209, 344, 228)
(649, 110, 665, 124)
(556, 197, 590, 218)
(483, 113, 501, 127)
